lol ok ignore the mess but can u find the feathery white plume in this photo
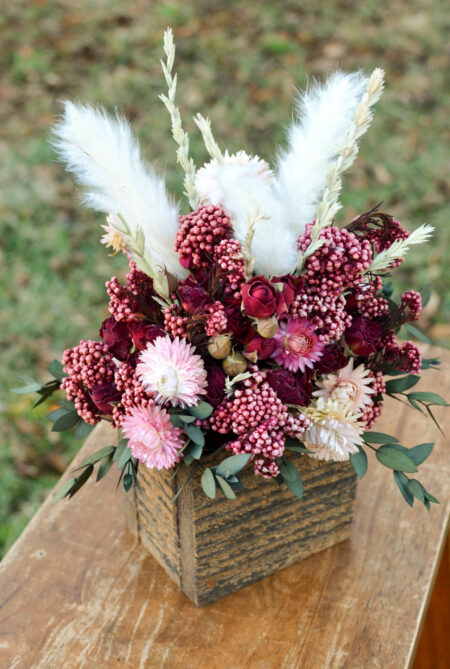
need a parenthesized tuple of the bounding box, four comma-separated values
(275, 71, 368, 237)
(204, 162, 298, 276)
(367, 224, 434, 273)
(52, 101, 185, 278)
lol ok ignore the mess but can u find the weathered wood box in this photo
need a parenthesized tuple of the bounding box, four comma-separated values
(124, 452, 357, 606)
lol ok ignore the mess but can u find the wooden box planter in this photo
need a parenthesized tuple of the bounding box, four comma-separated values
(123, 452, 357, 607)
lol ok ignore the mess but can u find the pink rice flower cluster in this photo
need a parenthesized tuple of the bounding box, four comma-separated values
(347, 213, 410, 269)
(106, 276, 139, 322)
(289, 291, 351, 343)
(122, 404, 184, 470)
(61, 340, 115, 424)
(205, 302, 228, 337)
(163, 304, 189, 338)
(271, 318, 324, 372)
(175, 205, 232, 269)
(297, 224, 372, 297)
(400, 290, 422, 322)
(352, 277, 389, 318)
(112, 362, 154, 426)
(210, 372, 309, 477)
(213, 238, 246, 298)
(126, 260, 155, 297)
(361, 400, 384, 428)
(382, 331, 422, 374)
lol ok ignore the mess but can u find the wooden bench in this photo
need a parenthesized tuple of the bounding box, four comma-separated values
(0, 345, 448, 668)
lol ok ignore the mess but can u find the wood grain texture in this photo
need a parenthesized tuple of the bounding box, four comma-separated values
(132, 455, 357, 606)
(0, 344, 448, 669)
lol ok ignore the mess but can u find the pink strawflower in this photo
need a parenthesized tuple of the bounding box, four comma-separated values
(272, 319, 324, 373)
(122, 405, 184, 470)
(137, 336, 208, 407)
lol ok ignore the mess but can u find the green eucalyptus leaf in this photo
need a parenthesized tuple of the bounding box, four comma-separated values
(170, 414, 185, 428)
(408, 443, 434, 466)
(215, 453, 251, 478)
(419, 286, 431, 308)
(77, 445, 116, 469)
(363, 431, 399, 444)
(68, 465, 94, 497)
(403, 323, 432, 344)
(97, 452, 115, 482)
(393, 471, 414, 507)
(74, 420, 96, 439)
(113, 439, 128, 463)
(51, 411, 80, 432)
(178, 414, 197, 424)
(123, 473, 133, 492)
(376, 445, 418, 473)
(350, 445, 368, 479)
(184, 424, 205, 446)
(188, 401, 214, 420)
(285, 474, 304, 499)
(423, 490, 439, 505)
(53, 477, 77, 503)
(407, 479, 425, 503)
(407, 391, 449, 406)
(216, 475, 237, 500)
(184, 442, 204, 460)
(385, 375, 420, 394)
(117, 444, 133, 469)
(278, 459, 299, 483)
(201, 468, 216, 499)
(47, 408, 69, 423)
(49, 359, 66, 381)
(12, 381, 42, 394)
(421, 357, 440, 370)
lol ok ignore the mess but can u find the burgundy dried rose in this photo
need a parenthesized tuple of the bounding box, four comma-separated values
(178, 277, 212, 315)
(90, 383, 122, 415)
(272, 275, 298, 315)
(314, 344, 348, 375)
(244, 335, 277, 360)
(223, 304, 252, 342)
(205, 361, 226, 407)
(266, 368, 313, 406)
(129, 321, 165, 351)
(241, 276, 279, 319)
(99, 317, 131, 361)
(345, 317, 382, 356)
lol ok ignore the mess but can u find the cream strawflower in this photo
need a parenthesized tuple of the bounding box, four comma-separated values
(100, 213, 126, 254)
(302, 397, 364, 462)
(195, 150, 273, 203)
(137, 336, 208, 407)
(313, 359, 374, 411)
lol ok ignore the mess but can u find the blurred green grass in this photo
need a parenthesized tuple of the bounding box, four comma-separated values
(1, 0, 449, 557)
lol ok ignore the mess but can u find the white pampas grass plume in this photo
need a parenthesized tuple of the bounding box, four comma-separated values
(275, 71, 368, 238)
(367, 224, 434, 273)
(52, 101, 185, 278)
(205, 162, 298, 276)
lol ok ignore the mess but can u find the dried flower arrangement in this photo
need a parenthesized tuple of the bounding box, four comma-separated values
(19, 29, 447, 512)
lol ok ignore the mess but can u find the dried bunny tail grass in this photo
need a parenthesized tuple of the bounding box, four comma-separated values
(367, 224, 434, 273)
(159, 28, 198, 209)
(298, 68, 385, 269)
(193, 114, 223, 162)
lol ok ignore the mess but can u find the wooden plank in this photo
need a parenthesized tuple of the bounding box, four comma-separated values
(0, 344, 448, 669)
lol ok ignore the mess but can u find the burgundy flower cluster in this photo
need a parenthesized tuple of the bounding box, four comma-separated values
(60, 202, 424, 478)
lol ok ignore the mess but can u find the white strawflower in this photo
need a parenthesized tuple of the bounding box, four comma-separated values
(195, 150, 273, 204)
(303, 397, 364, 462)
(137, 336, 208, 408)
(313, 359, 374, 411)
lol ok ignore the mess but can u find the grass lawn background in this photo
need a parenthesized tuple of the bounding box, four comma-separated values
(1, 0, 449, 556)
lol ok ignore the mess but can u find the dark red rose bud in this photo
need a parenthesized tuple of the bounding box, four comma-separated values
(178, 276, 212, 315)
(266, 369, 313, 406)
(272, 275, 297, 315)
(241, 276, 279, 319)
(205, 361, 226, 407)
(90, 383, 121, 415)
(244, 335, 277, 360)
(129, 321, 165, 351)
(345, 316, 382, 356)
(99, 317, 131, 361)
(314, 344, 348, 375)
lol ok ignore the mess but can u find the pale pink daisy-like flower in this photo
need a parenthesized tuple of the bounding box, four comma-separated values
(195, 150, 273, 203)
(313, 359, 374, 411)
(137, 336, 208, 407)
(122, 404, 184, 470)
(302, 398, 364, 462)
(100, 213, 126, 254)
(271, 318, 324, 373)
